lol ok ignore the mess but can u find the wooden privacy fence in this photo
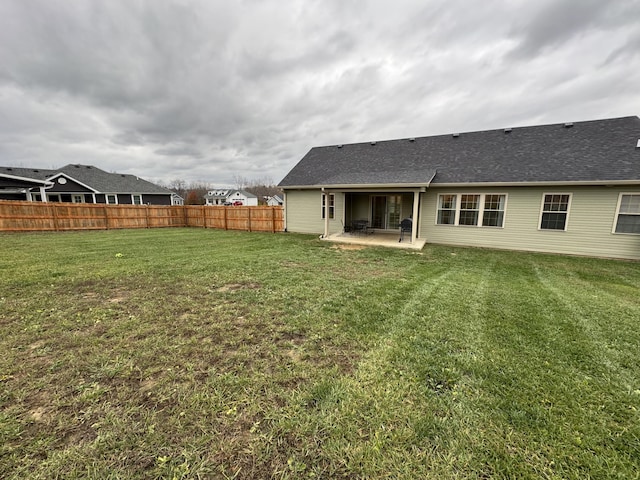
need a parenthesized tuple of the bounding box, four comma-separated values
(0, 201, 284, 233)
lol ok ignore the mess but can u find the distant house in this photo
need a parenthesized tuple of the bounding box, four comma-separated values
(0, 164, 178, 205)
(278, 116, 640, 260)
(204, 189, 258, 206)
(266, 195, 284, 206)
(171, 193, 185, 206)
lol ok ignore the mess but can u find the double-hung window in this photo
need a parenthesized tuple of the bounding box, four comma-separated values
(459, 195, 480, 225)
(482, 194, 506, 227)
(539, 194, 571, 231)
(437, 194, 456, 225)
(614, 193, 640, 234)
(436, 193, 506, 227)
(321, 193, 335, 219)
(106, 194, 118, 205)
(132, 194, 143, 205)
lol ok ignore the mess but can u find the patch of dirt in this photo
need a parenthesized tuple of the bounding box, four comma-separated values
(139, 378, 159, 393)
(63, 426, 97, 446)
(106, 287, 130, 303)
(215, 283, 261, 293)
(29, 340, 46, 350)
(29, 406, 49, 422)
(331, 244, 367, 251)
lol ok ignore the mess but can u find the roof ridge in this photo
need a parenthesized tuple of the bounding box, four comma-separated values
(313, 115, 640, 149)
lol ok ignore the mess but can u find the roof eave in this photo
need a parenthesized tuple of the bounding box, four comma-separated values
(0, 173, 54, 186)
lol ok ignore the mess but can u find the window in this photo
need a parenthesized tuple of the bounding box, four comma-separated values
(540, 194, 571, 231)
(321, 193, 335, 219)
(459, 194, 480, 225)
(436, 193, 506, 227)
(614, 193, 640, 234)
(132, 194, 143, 205)
(437, 194, 456, 225)
(72, 195, 84, 203)
(106, 194, 117, 205)
(482, 194, 506, 227)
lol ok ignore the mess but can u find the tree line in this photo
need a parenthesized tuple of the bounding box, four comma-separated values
(160, 176, 283, 205)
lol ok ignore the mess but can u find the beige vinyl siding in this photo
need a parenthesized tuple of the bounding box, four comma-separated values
(421, 186, 640, 260)
(284, 189, 344, 235)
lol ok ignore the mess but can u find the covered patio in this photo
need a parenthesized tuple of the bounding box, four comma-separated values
(324, 230, 427, 250)
(321, 188, 427, 249)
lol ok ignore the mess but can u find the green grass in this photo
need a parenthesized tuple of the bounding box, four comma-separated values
(1, 228, 639, 479)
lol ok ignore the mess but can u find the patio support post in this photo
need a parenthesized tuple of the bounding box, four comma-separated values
(411, 190, 419, 244)
(323, 188, 329, 238)
(39, 187, 48, 202)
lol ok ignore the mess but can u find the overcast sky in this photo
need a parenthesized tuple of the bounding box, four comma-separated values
(1, 0, 639, 187)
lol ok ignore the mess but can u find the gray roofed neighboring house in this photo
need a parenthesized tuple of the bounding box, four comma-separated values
(0, 164, 178, 205)
(279, 116, 640, 260)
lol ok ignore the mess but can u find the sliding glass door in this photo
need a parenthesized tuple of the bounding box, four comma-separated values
(371, 195, 402, 230)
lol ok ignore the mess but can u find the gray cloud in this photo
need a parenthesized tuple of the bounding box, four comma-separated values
(0, 0, 639, 186)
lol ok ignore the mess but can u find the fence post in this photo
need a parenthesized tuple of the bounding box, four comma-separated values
(182, 205, 187, 227)
(145, 205, 150, 228)
(104, 205, 110, 230)
(247, 207, 252, 232)
(202, 206, 206, 228)
(51, 203, 59, 231)
(271, 207, 275, 233)
(223, 207, 228, 230)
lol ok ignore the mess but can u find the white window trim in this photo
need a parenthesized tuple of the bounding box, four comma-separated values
(106, 194, 118, 205)
(321, 193, 335, 219)
(538, 193, 572, 232)
(72, 194, 85, 204)
(612, 192, 640, 235)
(132, 194, 143, 205)
(435, 193, 508, 228)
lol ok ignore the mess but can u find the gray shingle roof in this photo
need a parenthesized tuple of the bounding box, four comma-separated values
(0, 164, 171, 194)
(278, 116, 640, 187)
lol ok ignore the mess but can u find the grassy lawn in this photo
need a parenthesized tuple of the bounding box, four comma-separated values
(1, 228, 639, 479)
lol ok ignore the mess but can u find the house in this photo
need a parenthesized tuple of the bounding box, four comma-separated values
(266, 194, 284, 206)
(278, 116, 640, 260)
(171, 193, 185, 206)
(204, 189, 258, 206)
(0, 164, 179, 205)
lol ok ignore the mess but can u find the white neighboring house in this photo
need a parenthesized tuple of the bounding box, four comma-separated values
(171, 193, 184, 206)
(266, 195, 284, 206)
(204, 189, 258, 206)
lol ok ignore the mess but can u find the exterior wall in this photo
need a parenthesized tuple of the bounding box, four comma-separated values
(421, 186, 640, 260)
(142, 194, 172, 206)
(47, 178, 93, 193)
(284, 189, 344, 234)
(118, 194, 133, 205)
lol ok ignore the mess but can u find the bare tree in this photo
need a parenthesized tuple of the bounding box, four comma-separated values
(167, 178, 188, 199)
(232, 174, 249, 190)
(243, 176, 282, 204)
(184, 181, 211, 205)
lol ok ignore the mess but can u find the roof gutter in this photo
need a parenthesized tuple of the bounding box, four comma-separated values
(281, 179, 436, 190)
(431, 180, 640, 187)
(282, 178, 639, 189)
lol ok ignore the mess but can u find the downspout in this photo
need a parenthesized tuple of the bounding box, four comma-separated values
(283, 191, 287, 232)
